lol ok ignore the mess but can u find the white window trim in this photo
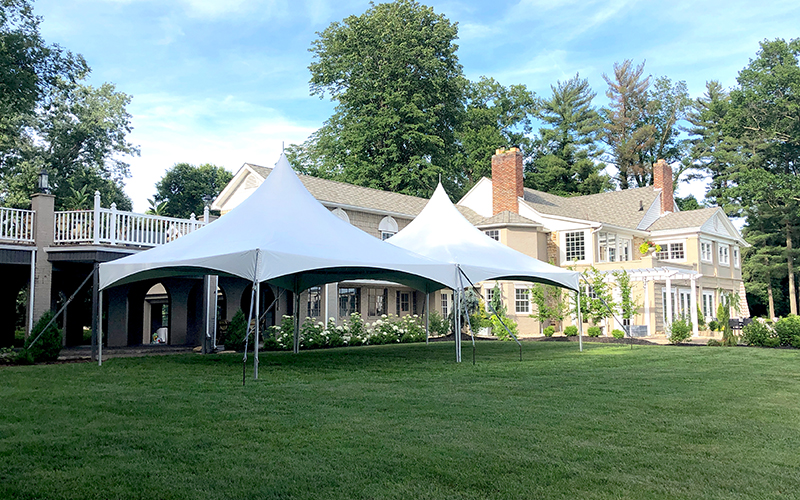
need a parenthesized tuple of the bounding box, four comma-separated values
(733, 246, 740, 268)
(514, 286, 530, 314)
(700, 240, 713, 263)
(654, 240, 687, 262)
(718, 244, 730, 266)
(561, 229, 590, 264)
(485, 229, 500, 241)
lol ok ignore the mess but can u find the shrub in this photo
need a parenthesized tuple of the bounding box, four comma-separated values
(763, 337, 780, 348)
(774, 315, 800, 346)
(668, 317, 692, 345)
(428, 310, 449, 337)
(708, 320, 719, 332)
(707, 339, 722, 346)
(611, 329, 624, 339)
(491, 314, 518, 341)
(587, 326, 602, 337)
(543, 325, 555, 337)
(792, 336, 800, 349)
(224, 309, 249, 351)
(24, 310, 62, 362)
(564, 325, 578, 337)
(741, 319, 774, 347)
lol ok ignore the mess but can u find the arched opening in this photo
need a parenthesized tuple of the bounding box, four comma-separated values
(143, 283, 170, 344)
(331, 207, 350, 224)
(379, 216, 398, 240)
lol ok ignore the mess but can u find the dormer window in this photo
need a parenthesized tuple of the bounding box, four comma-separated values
(379, 216, 398, 240)
(485, 229, 499, 241)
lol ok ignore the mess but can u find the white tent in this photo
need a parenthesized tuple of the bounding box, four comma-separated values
(98, 154, 455, 294)
(387, 184, 580, 292)
(387, 184, 583, 359)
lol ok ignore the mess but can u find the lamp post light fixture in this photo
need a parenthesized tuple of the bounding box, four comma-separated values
(37, 167, 50, 194)
(202, 194, 212, 207)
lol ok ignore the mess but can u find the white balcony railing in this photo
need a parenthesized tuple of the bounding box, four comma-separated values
(0, 207, 35, 243)
(54, 192, 208, 247)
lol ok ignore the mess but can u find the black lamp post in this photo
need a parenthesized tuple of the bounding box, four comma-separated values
(37, 167, 50, 194)
(202, 194, 212, 207)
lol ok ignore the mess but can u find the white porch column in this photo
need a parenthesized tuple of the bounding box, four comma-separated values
(643, 277, 650, 337)
(665, 277, 673, 331)
(690, 276, 699, 337)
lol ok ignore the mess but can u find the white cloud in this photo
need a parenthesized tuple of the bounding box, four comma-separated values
(121, 93, 319, 211)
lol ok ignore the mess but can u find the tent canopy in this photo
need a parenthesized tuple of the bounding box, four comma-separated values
(387, 184, 580, 292)
(99, 155, 457, 293)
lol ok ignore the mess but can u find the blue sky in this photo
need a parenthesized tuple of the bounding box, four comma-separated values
(35, 0, 799, 212)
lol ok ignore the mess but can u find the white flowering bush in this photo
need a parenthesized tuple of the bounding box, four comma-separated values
(266, 312, 428, 350)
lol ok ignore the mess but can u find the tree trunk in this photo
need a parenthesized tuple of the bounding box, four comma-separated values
(787, 221, 797, 315)
(767, 281, 776, 319)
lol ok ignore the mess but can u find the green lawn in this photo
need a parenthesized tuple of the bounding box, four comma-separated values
(1, 342, 799, 499)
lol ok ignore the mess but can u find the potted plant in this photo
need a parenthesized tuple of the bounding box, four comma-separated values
(639, 240, 661, 256)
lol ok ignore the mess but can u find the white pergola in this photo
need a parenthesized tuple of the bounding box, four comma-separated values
(622, 267, 702, 337)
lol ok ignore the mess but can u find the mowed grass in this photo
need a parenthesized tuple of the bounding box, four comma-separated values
(1, 342, 799, 500)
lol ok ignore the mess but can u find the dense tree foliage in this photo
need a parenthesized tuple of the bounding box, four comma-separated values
(291, 0, 465, 198)
(526, 74, 610, 195)
(153, 163, 232, 219)
(0, 0, 137, 210)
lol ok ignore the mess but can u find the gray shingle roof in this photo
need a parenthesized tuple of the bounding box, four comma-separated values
(247, 164, 428, 216)
(647, 207, 719, 231)
(522, 186, 660, 229)
(477, 211, 539, 227)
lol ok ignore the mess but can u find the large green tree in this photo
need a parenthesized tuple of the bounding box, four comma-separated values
(289, 0, 465, 198)
(153, 163, 232, 219)
(1, 1, 136, 210)
(526, 73, 610, 195)
(454, 76, 536, 187)
(722, 38, 800, 314)
(601, 60, 654, 190)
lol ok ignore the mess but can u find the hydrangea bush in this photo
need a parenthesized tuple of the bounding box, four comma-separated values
(269, 313, 428, 350)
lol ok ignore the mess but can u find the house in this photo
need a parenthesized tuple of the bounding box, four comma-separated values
(213, 149, 748, 338)
(458, 148, 749, 336)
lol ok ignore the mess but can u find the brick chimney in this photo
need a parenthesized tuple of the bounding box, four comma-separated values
(492, 147, 523, 215)
(653, 159, 674, 214)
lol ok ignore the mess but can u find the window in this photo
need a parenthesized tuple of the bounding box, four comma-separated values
(485, 230, 499, 241)
(338, 287, 360, 317)
(733, 247, 740, 268)
(379, 216, 398, 240)
(307, 286, 321, 317)
(367, 288, 387, 316)
(565, 231, 585, 261)
(582, 283, 598, 300)
(401, 292, 410, 312)
(412, 291, 418, 315)
(620, 239, 630, 262)
(441, 293, 449, 316)
(485, 287, 497, 311)
(598, 232, 631, 262)
(719, 245, 730, 265)
(700, 241, 713, 262)
(656, 242, 685, 261)
(702, 291, 715, 320)
(515, 288, 530, 314)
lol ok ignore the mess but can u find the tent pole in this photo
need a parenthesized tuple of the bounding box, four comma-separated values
(457, 269, 476, 365)
(293, 291, 301, 354)
(458, 268, 522, 361)
(254, 281, 260, 380)
(425, 291, 430, 343)
(577, 289, 583, 353)
(242, 282, 256, 386)
(98, 290, 103, 367)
